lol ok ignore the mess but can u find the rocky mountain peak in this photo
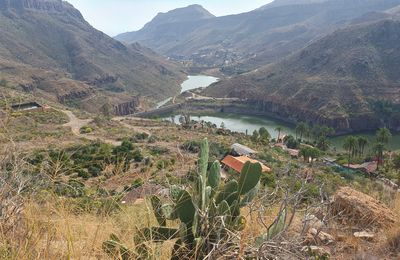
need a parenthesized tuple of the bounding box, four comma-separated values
(144, 4, 214, 29)
(0, 0, 82, 19)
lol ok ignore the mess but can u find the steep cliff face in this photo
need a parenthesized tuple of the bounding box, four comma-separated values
(0, 0, 185, 113)
(114, 98, 141, 116)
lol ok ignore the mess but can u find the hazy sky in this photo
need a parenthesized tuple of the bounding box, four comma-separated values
(67, 0, 273, 36)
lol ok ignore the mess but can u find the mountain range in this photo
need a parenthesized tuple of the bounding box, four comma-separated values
(115, 0, 400, 74)
(204, 17, 400, 132)
(0, 0, 186, 114)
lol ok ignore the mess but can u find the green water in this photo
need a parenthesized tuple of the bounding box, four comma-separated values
(168, 113, 400, 151)
(164, 75, 400, 151)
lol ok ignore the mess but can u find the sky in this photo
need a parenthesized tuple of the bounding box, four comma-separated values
(67, 0, 273, 36)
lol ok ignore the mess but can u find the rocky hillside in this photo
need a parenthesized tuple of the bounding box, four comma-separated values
(0, 0, 186, 113)
(117, 4, 214, 43)
(115, 4, 215, 59)
(115, 0, 400, 73)
(204, 19, 400, 133)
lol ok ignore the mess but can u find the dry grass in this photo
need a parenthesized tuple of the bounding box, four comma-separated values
(384, 194, 400, 255)
(1, 195, 177, 260)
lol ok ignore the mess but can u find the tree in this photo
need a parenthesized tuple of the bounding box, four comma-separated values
(283, 135, 300, 149)
(251, 130, 259, 143)
(373, 142, 386, 168)
(357, 136, 369, 157)
(374, 128, 391, 169)
(275, 127, 283, 142)
(295, 122, 309, 141)
(259, 127, 271, 144)
(299, 147, 320, 163)
(376, 128, 392, 144)
(316, 137, 331, 151)
(343, 136, 357, 166)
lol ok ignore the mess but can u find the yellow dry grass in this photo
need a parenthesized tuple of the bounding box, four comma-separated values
(1, 196, 176, 260)
(385, 193, 400, 254)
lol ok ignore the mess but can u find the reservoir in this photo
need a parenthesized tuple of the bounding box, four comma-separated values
(164, 75, 400, 151)
(156, 75, 219, 108)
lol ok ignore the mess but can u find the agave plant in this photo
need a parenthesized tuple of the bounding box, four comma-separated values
(104, 138, 263, 259)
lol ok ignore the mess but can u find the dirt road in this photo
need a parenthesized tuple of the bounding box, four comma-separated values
(62, 110, 121, 146)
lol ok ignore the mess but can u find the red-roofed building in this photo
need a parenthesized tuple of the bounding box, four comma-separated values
(221, 155, 271, 173)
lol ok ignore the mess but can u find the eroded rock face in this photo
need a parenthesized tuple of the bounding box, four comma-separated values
(57, 90, 91, 103)
(114, 97, 141, 116)
(240, 99, 381, 134)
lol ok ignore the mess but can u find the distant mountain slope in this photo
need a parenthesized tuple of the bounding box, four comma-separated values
(115, 4, 215, 57)
(117, 4, 214, 43)
(204, 19, 400, 133)
(0, 0, 186, 113)
(116, 0, 400, 74)
(258, 0, 328, 10)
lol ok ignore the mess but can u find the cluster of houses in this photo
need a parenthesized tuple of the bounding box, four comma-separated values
(122, 143, 271, 204)
(221, 143, 271, 175)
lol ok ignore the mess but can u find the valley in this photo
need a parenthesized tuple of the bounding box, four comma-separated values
(1, 0, 400, 259)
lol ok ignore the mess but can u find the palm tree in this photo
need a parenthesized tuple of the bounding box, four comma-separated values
(343, 136, 357, 166)
(275, 127, 283, 142)
(295, 122, 308, 141)
(373, 142, 386, 169)
(357, 136, 369, 157)
(376, 128, 392, 144)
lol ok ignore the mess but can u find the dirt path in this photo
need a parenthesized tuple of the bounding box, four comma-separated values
(111, 117, 152, 136)
(62, 110, 121, 146)
(62, 110, 92, 136)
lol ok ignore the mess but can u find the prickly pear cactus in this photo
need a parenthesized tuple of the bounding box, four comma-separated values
(105, 139, 263, 259)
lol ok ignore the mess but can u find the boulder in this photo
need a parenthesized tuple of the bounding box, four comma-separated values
(354, 231, 375, 241)
(303, 214, 325, 231)
(308, 228, 335, 245)
(330, 187, 397, 228)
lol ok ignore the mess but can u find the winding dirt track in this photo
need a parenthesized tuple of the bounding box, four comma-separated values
(62, 110, 121, 146)
(62, 110, 159, 146)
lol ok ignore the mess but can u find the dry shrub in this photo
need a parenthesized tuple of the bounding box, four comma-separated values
(0, 144, 32, 255)
(385, 194, 400, 254)
(386, 226, 400, 254)
(5, 196, 168, 260)
(330, 187, 397, 229)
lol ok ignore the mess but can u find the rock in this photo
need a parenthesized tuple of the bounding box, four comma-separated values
(330, 187, 397, 228)
(302, 246, 331, 258)
(114, 98, 141, 116)
(309, 228, 335, 245)
(304, 214, 325, 231)
(354, 231, 375, 241)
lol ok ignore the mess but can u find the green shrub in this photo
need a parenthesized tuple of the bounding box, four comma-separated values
(261, 172, 276, 188)
(131, 178, 144, 189)
(131, 132, 149, 142)
(149, 146, 169, 156)
(80, 125, 93, 134)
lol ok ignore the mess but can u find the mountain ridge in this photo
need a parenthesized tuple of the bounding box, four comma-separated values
(0, 0, 186, 114)
(115, 0, 400, 74)
(204, 18, 400, 132)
